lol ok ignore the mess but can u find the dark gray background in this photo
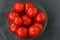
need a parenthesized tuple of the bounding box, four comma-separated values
(0, 0, 60, 40)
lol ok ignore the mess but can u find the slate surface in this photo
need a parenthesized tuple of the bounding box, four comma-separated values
(0, 0, 60, 40)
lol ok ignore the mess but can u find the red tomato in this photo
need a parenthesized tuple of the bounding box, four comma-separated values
(26, 7, 38, 17)
(9, 23, 19, 33)
(25, 2, 38, 17)
(33, 23, 43, 33)
(40, 12, 47, 22)
(22, 15, 31, 26)
(28, 25, 40, 37)
(13, 2, 24, 12)
(7, 12, 19, 22)
(25, 2, 34, 10)
(34, 12, 46, 23)
(13, 16, 22, 26)
(15, 27, 27, 38)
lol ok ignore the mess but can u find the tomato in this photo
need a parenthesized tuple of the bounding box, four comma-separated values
(40, 12, 47, 22)
(28, 25, 40, 37)
(9, 23, 19, 33)
(33, 23, 43, 33)
(22, 15, 31, 26)
(25, 2, 34, 10)
(13, 2, 24, 12)
(13, 16, 22, 26)
(25, 2, 38, 17)
(7, 11, 19, 22)
(26, 7, 38, 17)
(15, 27, 27, 38)
(34, 12, 46, 23)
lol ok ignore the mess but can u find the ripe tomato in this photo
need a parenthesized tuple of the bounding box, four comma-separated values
(26, 7, 38, 17)
(25, 2, 34, 10)
(28, 25, 40, 37)
(13, 16, 22, 26)
(15, 27, 27, 38)
(40, 12, 47, 22)
(34, 12, 46, 23)
(33, 23, 43, 33)
(13, 2, 24, 12)
(25, 2, 38, 17)
(7, 11, 19, 22)
(9, 23, 19, 33)
(22, 15, 31, 26)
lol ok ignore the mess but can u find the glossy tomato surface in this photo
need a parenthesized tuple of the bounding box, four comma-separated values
(25, 2, 34, 10)
(26, 7, 38, 17)
(22, 15, 31, 26)
(15, 27, 27, 38)
(39, 12, 47, 22)
(35, 12, 46, 23)
(28, 25, 40, 37)
(13, 2, 24, 12)
(7, 11, 19, 22)
(25, 2, 38, 17)
(9, 23, 19, 33)
(33, 23, 43, 33)
(13, 16, 22, 26)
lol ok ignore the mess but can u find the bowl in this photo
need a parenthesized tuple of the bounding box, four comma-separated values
(9, 1, 48, 40)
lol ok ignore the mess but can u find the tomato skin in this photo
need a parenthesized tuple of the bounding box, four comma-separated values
(28, 25, 40, 37)
(40, 12, 47, 22)
(33, 23, 43, 33)
(9, 23, 19, 33)
(26, 7, 38, 17)
(25, 2, 38, 17)
(13, 2, 24, 12)
(7, 12, 19, 22)
(15, 27, 27, 38)
(25, 2, 34, 10)
(35, 12, 46, 23)
(13, 16, 22, 26)
(22, 15, 31, 26)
